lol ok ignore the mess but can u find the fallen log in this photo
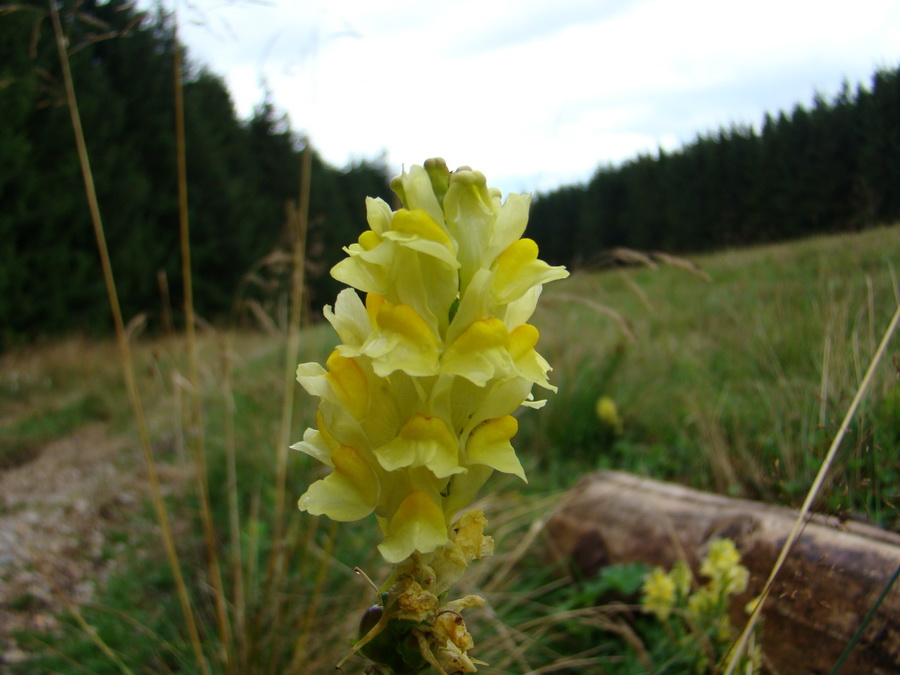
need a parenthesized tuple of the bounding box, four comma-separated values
(545, 471, 900, 674)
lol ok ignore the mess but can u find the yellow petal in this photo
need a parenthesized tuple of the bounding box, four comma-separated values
(491, 238, 568, 305)
(441, 318, 512, 386)
(325, 351, 370, 419)
(323, 288, 370, 348)
(375, 414, 465, 479)
(487, 191, 530, 259)
(316, 410, 340, 449)
(391, 208, 453, 246)
(298, 445, 378, 521)
(362, 301, 441, 377)
(358, 229, 381, 250)
(465, 416, 526, 482)
(443, 169, 496, 293)
(365, 196, 393, 235)
(383, 209, 459, 268)
(378, 302, 439, 349)
(290, 426, 331, 465)
(391, 164, 446, 228)
(365, 292, 385, 327)
(378, 490, 448, 563)
(508, 324, 539, 359)
(509, 324, 555, 390)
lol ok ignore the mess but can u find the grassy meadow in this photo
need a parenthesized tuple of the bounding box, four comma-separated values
(1, 223, 898, 673)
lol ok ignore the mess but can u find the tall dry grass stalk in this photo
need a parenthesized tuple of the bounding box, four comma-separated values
(48, 1, 207, 671)
(49, 3, 338, 669)
(172, 16, 232, 672)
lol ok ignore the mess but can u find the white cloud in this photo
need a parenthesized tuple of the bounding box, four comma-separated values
(149, 0, 900, 196)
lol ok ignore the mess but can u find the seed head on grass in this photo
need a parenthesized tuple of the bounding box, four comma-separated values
(293, 159, 567, 673)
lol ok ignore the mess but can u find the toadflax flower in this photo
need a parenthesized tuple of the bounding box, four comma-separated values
(294, 159, 567, 673)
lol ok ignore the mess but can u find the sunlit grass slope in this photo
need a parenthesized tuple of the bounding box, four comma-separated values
(526, 223, 899, 526)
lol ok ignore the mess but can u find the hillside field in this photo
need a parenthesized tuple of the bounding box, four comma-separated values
(1, 223, 898, 672)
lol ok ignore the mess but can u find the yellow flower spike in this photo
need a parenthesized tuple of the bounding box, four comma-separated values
(465, 416, 526, 481)
(298, 445, 378, 521)
(441, 317, 513, 386)
(375, 414, 465, 479)
(295, 160, 569, 673)
(491, 238, 569, 306)
(325, 351, 370, 420)
(378, 490, 449, 563)
(362, 301, 442, 378)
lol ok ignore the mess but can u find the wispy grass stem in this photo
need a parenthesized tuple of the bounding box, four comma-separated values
(48, 2, 207, 671)
(172, 15, 232, 670)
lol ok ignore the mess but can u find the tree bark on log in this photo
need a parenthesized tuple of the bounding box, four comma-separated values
(545, 471, 900, 674)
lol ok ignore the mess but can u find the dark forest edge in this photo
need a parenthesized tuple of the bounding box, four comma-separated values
(2, 0, 898, 347)
(529, 66, 900, 267)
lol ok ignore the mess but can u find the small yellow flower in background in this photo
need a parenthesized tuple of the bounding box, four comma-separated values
(670, 558, 692, 598)
(294, 159, 567, 672)
(595, 395, 624, 435)
(640, 538, 759, 674)
(701, 537, 749, 596)
(642, 566, 678, 620)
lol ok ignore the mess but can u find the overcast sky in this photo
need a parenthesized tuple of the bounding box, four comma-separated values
(157, 0, 900, 197)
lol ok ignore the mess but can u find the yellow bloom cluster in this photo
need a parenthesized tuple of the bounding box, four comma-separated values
(595, 395, 624, 435)
(294, 159, 568, 565)
(640, 538, 759, 673)
(700, 537, 749, 597)
(642, 539, 749, 622)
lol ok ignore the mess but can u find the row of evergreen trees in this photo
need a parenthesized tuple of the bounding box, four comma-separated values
(529, 67, 900, 267)
(1, 0, 392, 346)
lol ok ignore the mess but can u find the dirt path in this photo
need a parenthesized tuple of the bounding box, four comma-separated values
(0, 423, 148, 666)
